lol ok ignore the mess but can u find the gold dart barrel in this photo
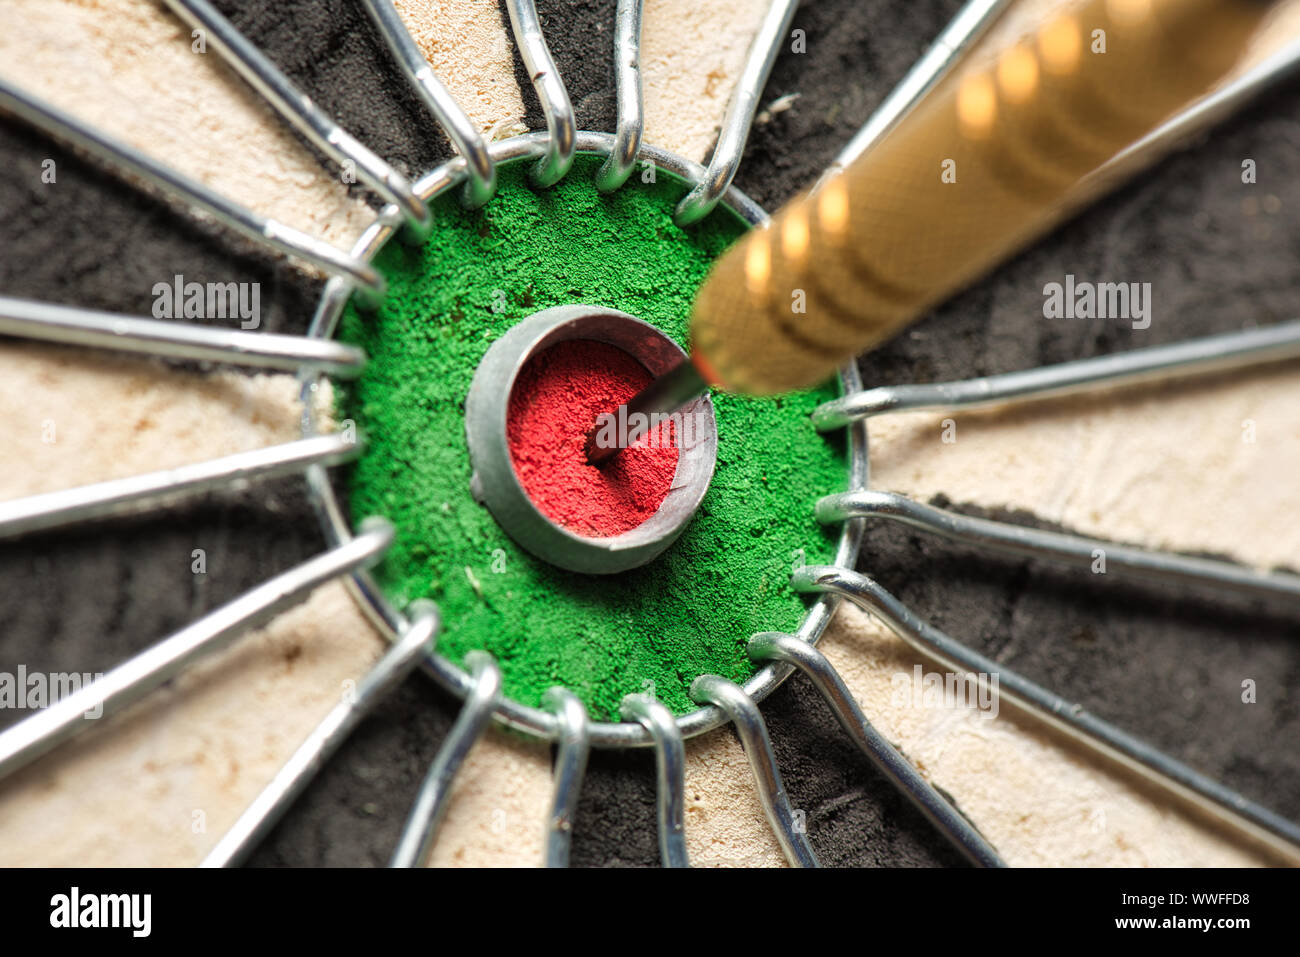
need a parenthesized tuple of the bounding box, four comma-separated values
(689, 0, 1274, 395)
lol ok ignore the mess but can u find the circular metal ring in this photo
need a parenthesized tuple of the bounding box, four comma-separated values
(297, 129, 868, 748)
(465, 304, 718, 574)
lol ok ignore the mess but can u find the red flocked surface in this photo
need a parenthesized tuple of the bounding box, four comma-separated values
(506, 339, 679, 538)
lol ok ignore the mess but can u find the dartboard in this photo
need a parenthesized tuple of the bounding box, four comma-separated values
(0, 0, 1297, 868)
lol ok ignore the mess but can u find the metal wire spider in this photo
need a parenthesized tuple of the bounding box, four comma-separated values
(0, 0, 1298, 867)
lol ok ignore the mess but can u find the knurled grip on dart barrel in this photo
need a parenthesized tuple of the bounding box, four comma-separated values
(689, 0, 1273, 395)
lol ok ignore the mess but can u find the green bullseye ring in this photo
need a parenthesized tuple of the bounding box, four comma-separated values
(337, 154, 844, 720)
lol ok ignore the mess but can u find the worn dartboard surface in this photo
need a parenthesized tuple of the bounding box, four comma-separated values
(0, 0, 1298, 867)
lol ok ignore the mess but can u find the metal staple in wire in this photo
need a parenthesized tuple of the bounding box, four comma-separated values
(674, 0, 799, 226)
(809, 320, 1300, 603)
(811, 320, 1300, 428)
(0, 81, 385, 303)
(0, 434, 358, 542)
(818, 490, 1300, 603)
(828, 0, 1014, 175)
(794, 564, 1300, 864)
(620, 694, 689, 867)
(201, 605, 440, 867)
(358, 0, 496, 208)
(542, 687, 591, 867)
(160, 0, 431, 234)
(594, 0, 644, 192)
(747, 632, 1005, 868)
(0, 296, 365, 377)
(390, 651, 502, 867)
(1092, 35, 1300, 188)
(690, 676, 819, 868)
(0, 519, 394, 783)
(502, 0, 575, 187)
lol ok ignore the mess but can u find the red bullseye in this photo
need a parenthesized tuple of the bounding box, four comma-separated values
(465, 305, 717, 574)
(506, 339, 679, 538)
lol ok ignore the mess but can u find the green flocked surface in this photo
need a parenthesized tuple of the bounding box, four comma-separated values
(337, 155, 844, 720)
